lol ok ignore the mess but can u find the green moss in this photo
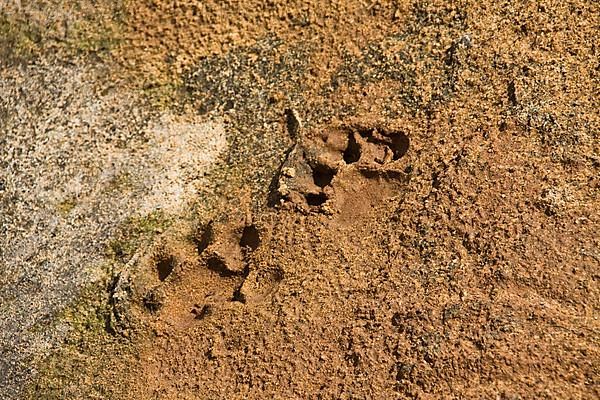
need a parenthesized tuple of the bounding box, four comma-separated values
(63, 18, 123, 59)
(27, 210, 174, 398)
(25, 275, 133, 399)
(2, 3, 186, 110)
(140, 79, 190, 111)
(61, 283, 112, 337)
(56, 198, 77, 216)
(0, 2, 125, 65)
(26, 265, 108, 392)
(26, 211, 178, 398)
(107, 210, 173, 262)
(0, 14, 42, 63)
(106, 172, 134, 192)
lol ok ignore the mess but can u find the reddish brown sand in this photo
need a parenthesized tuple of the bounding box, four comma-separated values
(26, 0, 599, 398)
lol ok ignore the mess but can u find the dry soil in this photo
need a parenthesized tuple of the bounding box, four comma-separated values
(1, 0, 598, 399)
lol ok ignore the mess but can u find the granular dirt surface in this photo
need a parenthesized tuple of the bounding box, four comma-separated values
(2, 0, 599, 399)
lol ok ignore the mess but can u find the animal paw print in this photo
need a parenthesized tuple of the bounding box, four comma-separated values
(196, 215, 260, 277)
(276, 119, 410, 220)
(196, 215, 282, 304)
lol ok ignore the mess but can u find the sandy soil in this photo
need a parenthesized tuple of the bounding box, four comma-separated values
(1, 0, 598, 399)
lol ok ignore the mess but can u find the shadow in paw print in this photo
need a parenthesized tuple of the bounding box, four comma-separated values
(312, 164, 336, 188)
(343, 132, 362, 164)
(240, 224, 261, 251)
(305, 192, 328, 207)
(156, 254, 175, 282)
